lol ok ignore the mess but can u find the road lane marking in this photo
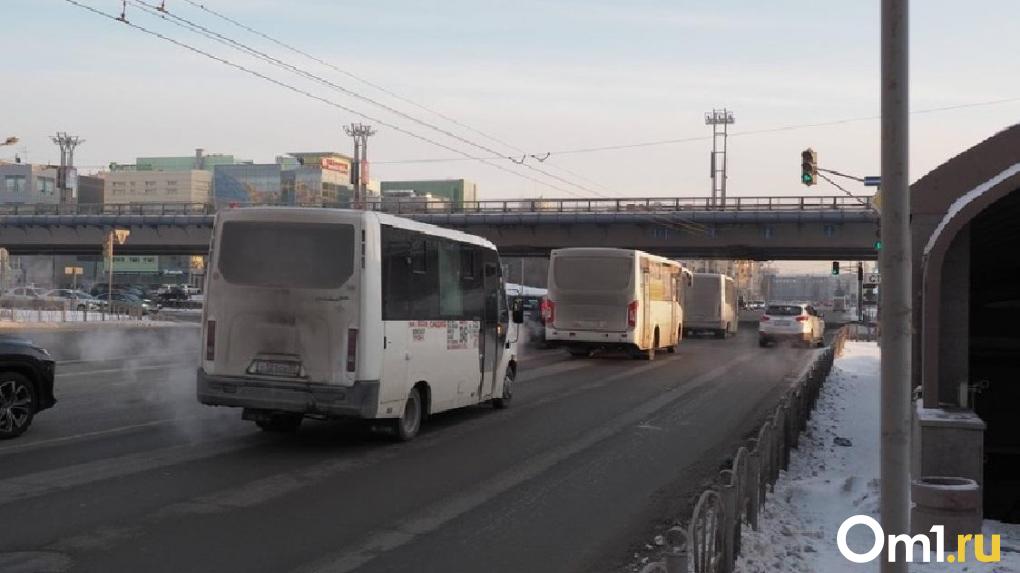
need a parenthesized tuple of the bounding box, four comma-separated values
(0, 437, 256, 508)
(295, 353, 756, 573)
(55, 363, 194, 378)
(0, 416, 207, 456)
(58, 351, 196, 366)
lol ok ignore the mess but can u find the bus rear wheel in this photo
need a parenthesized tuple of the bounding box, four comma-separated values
(392, 387, 423, 442)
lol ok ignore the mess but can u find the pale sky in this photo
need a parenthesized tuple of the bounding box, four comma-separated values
(3, 0, 1019, 208)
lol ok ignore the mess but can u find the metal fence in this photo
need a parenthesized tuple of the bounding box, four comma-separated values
(641, 327, 850, 573)
(0, 195, 874, 217)
(0, 300, 150, 323)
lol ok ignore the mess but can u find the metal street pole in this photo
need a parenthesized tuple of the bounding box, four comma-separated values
(880, 0, 911, 570)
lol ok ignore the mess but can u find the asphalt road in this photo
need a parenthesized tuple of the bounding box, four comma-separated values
(0, 326, 824, 573)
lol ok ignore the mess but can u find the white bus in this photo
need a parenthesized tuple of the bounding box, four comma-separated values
(197, 208, 522, 440)
(685, 273, 738, 338)
(544, 248, 690, 359)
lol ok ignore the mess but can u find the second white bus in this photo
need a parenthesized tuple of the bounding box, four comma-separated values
(197, 207, 522, 440)
(685, 273, 738, 338)
(544, 248, 691, 359)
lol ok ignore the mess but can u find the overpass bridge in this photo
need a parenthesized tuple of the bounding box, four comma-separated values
(0, 195, 879, 260)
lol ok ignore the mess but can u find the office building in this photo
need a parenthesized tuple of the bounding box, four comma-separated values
(105, 170, 213, 204)
(0, 162, 64, 204)
(380, 179, 477, 207)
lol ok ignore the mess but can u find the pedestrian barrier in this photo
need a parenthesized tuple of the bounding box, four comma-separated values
(640, 326, 849, 573)
(0, 299, 150, 323)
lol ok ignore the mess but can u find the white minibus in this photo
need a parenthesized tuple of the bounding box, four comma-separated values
(544, 248, 690, 359)
(685, 273, 738, 338)
(198, 208, 522, 440)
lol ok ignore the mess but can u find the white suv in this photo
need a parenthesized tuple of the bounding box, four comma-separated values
(758, 303, 825, 348)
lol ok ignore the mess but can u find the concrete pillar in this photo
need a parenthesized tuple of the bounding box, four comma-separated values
(937, 226, 969, 404)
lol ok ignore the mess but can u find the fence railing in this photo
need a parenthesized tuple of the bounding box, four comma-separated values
(0, 195, 874, 217)
(641, 327, 849, 573)
(0, 299, 151, 323)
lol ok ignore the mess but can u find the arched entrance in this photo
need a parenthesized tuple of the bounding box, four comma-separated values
(919, 158, 1020, 522)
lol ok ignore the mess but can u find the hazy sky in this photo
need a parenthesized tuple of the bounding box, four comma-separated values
(3, 0, 1019, 205)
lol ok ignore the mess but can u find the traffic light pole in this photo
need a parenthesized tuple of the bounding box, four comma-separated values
(880, 1, 911, 570)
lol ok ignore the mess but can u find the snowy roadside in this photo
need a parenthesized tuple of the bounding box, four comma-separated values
(734, 342, 1020, 572)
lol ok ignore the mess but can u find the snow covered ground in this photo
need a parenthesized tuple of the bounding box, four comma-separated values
(734, 342, 1020, 572)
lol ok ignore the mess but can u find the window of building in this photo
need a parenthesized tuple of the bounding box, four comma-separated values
(37, 177, 55, 194)
(3, 175, 27, 194)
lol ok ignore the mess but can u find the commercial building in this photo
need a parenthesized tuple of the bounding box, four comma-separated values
(380, 179, 477, 207)
(77, 174, 106, 204)
(105, 170, 213, 204)
(213, 152, 356, 207)
(0, 162, 64, 204)
(110, 148, 249, 173)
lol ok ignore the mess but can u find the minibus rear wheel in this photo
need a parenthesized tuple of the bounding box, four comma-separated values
(392, 387, 423, 442)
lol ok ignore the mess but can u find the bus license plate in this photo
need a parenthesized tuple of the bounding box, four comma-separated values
(250, 360, 302, 377)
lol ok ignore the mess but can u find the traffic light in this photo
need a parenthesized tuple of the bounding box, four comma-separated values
(801, 148, 818, 186)
(831, 261, 840, 275)
(874, 227, 882, 251)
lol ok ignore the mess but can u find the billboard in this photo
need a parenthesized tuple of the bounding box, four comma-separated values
(320, 157, 350, 175)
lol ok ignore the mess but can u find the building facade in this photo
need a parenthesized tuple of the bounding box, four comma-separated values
(110, 148, 249, 173)
(0, 163, 62, 205)
(380, 179, 477, 207)
(213, 153, 355, 207)
(77, 174, 106, 205)
(105, 170, 212, 204)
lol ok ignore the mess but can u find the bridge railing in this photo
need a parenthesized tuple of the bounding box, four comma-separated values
(0, 196, 873, 217)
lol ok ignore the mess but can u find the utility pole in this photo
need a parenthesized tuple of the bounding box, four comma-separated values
(51, 132, 84, 204)
(857, 262, 864, 323)
(343, 123, 376, 209)
(880, 1, 910, 570)
(705, 109, 734, 207)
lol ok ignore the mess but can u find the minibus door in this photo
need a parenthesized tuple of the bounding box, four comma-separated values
(478, 261, 501, 399)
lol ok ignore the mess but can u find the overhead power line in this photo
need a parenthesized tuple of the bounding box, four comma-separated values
(61, 0, 585, 198)
(130, 0, 616, 200)
(374, 97, 1020, 164)
(73, 0, 706, 234)
(172, 0, 615, 194)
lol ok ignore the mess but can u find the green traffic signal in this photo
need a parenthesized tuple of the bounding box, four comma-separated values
(802, 173, 814, 184)
(874, 240, 883, 251)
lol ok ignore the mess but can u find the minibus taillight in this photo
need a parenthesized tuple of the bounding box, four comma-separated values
(346, 328, 358, 372)
(541, 298, 554, 323)
(760, 315, 770, 321)
(205, 320, 216, 361)
(627, 300, 639, 329)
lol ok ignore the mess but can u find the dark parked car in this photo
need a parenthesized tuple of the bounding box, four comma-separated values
(0, 336, 56, 439)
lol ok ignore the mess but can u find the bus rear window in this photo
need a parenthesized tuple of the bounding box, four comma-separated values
(553, 257, 632, 291)
(218, 221, 355, 289)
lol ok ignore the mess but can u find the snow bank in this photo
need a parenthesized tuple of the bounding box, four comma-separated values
(734, 342, 1020, 572)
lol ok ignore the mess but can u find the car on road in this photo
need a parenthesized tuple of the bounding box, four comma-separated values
(758, 303, 825, 348)
(0, 336, 56, 439)
(107, 292, 160, 315)
(1, 286, 52, 306)
(45, 289, 101, 310)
